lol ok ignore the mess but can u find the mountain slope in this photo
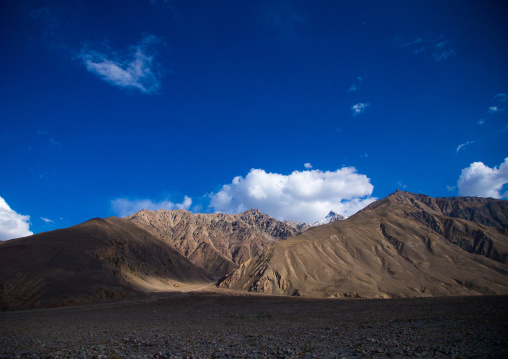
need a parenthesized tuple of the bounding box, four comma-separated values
(0, 217, 211, 310)
(125, 209, 299, 278)
(219, 192, 508, 298)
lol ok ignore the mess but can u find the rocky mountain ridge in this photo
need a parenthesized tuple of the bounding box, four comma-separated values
(124, 209, 299, 278)
(284, 210, 346, 232)
(218, 191, 508, 298)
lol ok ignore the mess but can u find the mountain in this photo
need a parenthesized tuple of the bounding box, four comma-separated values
(124, 209, 299, 278)
(312, 210, 346, 226)
(284, 211, 346, 232)
(0, 217, 211, 310)
(218, 191, 508, 298)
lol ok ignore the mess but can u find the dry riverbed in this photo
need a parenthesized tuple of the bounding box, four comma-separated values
(1, 291, 507, 358)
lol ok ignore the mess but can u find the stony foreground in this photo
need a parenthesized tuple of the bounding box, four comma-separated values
(1, 292, 507, 358)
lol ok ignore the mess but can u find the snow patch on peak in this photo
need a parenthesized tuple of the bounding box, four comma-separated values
(311, 211, 345, 226)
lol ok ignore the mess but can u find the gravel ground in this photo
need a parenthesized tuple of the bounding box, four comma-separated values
(0, 292, 507, 358)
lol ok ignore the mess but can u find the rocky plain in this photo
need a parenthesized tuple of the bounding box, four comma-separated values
(1, 287, 507, 359)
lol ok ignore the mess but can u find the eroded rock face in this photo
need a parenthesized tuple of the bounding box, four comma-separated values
(125, 209, 300, 278)
(219, 192, 508, 298)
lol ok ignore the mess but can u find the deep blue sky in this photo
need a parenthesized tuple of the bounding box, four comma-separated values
(1, 0, 507, 238)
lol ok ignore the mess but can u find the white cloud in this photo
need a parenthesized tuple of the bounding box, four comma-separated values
(111, 195, 192, 217)
(49, 138, 61, 146)
(432, 49, 456, 62)
(304, 163, 313, 169)
(0, 196, 33, 241)
(456, 140, 477, 153)
(348, 84, 357, 92)
(398, 36, 455, 62)
(351, 103, 369, 116)
(79, 35, 163, 94)
(457, 158, 508, 199)
(41, 217, 53, 223)
(209, 168, 376, 223)
(488, 106, 504, 114)
(494, 93, 507, 102)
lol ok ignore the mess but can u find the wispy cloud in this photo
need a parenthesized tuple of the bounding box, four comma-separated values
(348, 84, 357, 92)
(49, 138, 61, 146)
(456, 140, 477, 153)
(488, 106, 504, 114)
(40, 217, 54, 223)
(397, 35, 455, 62)
(495, 93, 507, 102)
(351, 103, 370, 116)
(78, 35, 164, 94)
(477, 119, 485, 125)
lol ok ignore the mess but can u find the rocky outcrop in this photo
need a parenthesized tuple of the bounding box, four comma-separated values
(219, 192, 508, 298)
(125, 209, 299, 278)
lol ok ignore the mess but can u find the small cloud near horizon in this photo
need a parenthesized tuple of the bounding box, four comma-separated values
(304, 163, 312, 169)
(41, 217, 54, 223)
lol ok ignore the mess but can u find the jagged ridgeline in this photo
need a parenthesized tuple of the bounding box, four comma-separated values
(1, 191, 507, 310)
(124, 209, 300, 278)
(218, 191, 508, 298)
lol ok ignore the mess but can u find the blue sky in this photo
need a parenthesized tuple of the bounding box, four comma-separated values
(1, 0, 507, 239)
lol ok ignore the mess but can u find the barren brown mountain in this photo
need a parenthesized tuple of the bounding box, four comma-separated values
(0, 217, 211, 310)
(219, 191, 508, 298)
(125, 209, 299, 278)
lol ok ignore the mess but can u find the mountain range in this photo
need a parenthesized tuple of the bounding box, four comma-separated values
(218, 191, 508, 297)
(1, 191, 507, 310)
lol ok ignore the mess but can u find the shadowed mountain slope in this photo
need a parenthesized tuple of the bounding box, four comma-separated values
(218, 192, 508, 298)
(0, 217, 211, 310)
(125, 209, 299, 278)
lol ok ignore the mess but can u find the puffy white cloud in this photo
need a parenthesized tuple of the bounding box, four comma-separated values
(0, 196, 33, 241)
(111, 196, 192, 217)
(304, 163, 313, 169)
(351, 103, 369, 116)
(79, 35, 163, 94)
(457, 158, 508, 199)
(209, 168, 376, 223)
